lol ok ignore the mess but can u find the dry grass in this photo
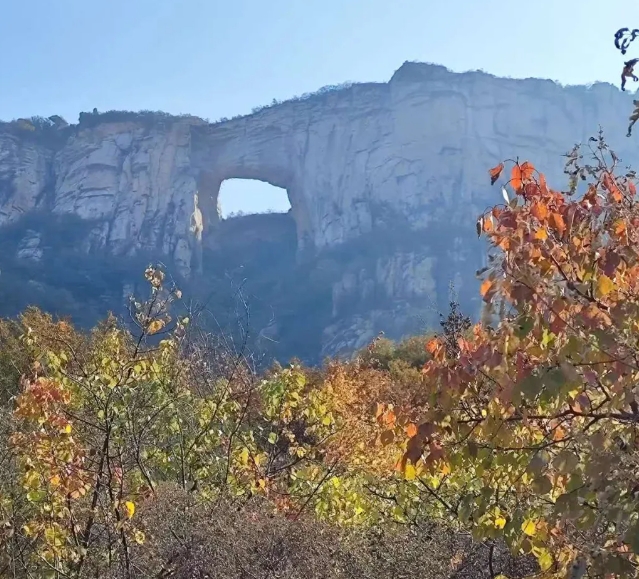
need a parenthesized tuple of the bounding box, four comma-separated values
(126, 483, 537, 579)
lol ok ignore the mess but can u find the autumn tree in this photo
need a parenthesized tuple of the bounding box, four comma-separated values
(0, 266, 392, 577)
(381, 132, 639, 578)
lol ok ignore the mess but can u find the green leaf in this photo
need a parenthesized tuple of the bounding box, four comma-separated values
(515, 316, 534, 338)
(26, 490, 46, 503)
(540, 367, 565, 401)
(624, 521, 639, 553)
(518, 374, 543, 399)
(531, 475, 552, 495)
(552, 450, 579, 473)
(527, 453, 548, 475)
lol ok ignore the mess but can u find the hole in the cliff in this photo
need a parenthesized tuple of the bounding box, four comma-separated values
(201, 178, 302, 364)
(218, 179, 291, 218)
(207, 178, 298, 256)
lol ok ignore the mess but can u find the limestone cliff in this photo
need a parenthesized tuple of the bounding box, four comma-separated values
(1, 62, 638, 361)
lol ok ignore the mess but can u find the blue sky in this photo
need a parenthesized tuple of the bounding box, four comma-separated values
(1, 0, 635, 215)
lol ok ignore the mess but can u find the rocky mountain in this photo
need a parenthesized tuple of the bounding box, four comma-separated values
(1, 62, 637, 363)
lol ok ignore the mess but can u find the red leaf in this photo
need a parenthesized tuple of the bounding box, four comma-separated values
(612, 186, 623, 203)
(603, 172, 614, 191)
(483, 215, 494, 232)
(489, 163, 505, 185)
(511, 161, 535, 192)
(383, 410, 396, 426)
(531, 201, 548, 221)
(549, 212, 566, 237)
(524, 182, 539, 199)
(426, 338, 440, 354)
(480, 279, 493, 298)
(520, 161, 535, 181)
(424, 441, 445, 465)
(603, 172, 623, 202)
(511, 165, 523, 191)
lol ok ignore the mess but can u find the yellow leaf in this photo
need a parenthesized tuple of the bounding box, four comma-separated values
(134, 530, 146, 544)
(534, 228, 547, 241)
(596, 274, 614, 297)
(495, 516, 507, 529)
(124, 501, 135, 519)
(147, 319, 165, 335)
(538, 549, 553, 571)
(613, 219, 627, 237)
(404, 463, 417, 481)
(521, 519, 536, 536)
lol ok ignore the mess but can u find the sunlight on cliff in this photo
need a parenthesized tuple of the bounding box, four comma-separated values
(218, 179, 291, 219)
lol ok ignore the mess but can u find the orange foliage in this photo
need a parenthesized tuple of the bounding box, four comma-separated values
(489, 162, 504, 185)
(384, 140, 639, 576)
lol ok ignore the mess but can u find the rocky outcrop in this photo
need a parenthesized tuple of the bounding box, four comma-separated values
(0, 132, 53, 223)
(15, 230, 43, 261)
(1, 62, 638, 359)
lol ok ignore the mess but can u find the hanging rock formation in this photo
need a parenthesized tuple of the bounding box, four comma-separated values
(1, 62, 638, 360)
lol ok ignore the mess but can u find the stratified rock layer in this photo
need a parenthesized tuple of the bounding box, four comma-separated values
(1, 62, 638, 357)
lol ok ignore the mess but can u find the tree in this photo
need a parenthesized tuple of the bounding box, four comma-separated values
(382, 133, 639, 578)
(0, 266, 370, 577)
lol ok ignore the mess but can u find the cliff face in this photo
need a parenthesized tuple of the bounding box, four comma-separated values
(1, 62, 637, 360)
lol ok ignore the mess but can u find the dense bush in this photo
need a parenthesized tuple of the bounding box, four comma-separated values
(0, 265, 534, 578)
(211, 81, 362, 124)
(76, 109, 201, 129)
(0, 115, 73, 148)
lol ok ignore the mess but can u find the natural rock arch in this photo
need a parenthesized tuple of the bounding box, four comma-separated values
(195, 169, 312, 254)
(190, 117, 316, 255)
(216, 178, 291, 218)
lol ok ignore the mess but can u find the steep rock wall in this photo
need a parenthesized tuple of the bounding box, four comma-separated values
(1, 62, 638, 358)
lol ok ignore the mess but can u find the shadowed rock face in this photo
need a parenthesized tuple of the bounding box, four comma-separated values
(1, 62, 638, 359)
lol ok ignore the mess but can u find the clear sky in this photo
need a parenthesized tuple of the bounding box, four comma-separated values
(1, 0, 636, 215)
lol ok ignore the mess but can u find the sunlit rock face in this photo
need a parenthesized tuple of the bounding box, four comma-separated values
(1, 62, 636, 359)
